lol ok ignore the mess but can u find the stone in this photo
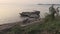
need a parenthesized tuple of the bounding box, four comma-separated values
(19, 10, 40, 24)
(19, 10, 40, 18)
(29, 14, 39, 18)
(22, 17, 29, 24)
(20, 12, 30, 17)
(22, 18, 37, 24)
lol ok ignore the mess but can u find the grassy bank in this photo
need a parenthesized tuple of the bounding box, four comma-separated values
(4, 6, 60, 34)
(5, 13, 60, 34)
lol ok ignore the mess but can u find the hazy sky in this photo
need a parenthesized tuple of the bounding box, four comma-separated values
(0, 0, 60, 5)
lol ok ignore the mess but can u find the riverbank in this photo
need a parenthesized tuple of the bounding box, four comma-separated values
(0, 16, 60, 34)
(0, 17, 43, 34)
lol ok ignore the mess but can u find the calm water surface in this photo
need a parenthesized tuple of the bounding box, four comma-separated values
(0, 4, 60, 24)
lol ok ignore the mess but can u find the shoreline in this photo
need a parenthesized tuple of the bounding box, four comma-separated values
(0, 21, 22, 31)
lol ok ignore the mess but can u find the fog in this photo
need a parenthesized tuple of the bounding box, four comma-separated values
(0, 0, 60, 24)
(0, 0, 60, 4)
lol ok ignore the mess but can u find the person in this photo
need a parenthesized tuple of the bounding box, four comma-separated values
(49, 5, 56, 20)
(56, 7, 59, 16)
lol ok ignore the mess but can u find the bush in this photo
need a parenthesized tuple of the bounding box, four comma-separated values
(7, 24, 22, 34)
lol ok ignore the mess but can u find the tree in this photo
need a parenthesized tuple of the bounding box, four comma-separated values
(49, 5, 56, 20)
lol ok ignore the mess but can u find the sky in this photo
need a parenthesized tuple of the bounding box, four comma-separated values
(0, 0, 60, 5)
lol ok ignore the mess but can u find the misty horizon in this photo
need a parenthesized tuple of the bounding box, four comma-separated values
(0, 0, 60, 24)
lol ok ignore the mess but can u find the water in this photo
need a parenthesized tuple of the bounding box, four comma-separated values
(0, 4, 60, 24)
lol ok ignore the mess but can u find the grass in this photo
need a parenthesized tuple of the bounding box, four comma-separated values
(6, 13, 60, 34)
(6, 24, 22, 34)
(25, 14, 60, 34)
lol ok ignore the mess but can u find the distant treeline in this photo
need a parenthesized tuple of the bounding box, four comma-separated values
(37, 4, 60, 5)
